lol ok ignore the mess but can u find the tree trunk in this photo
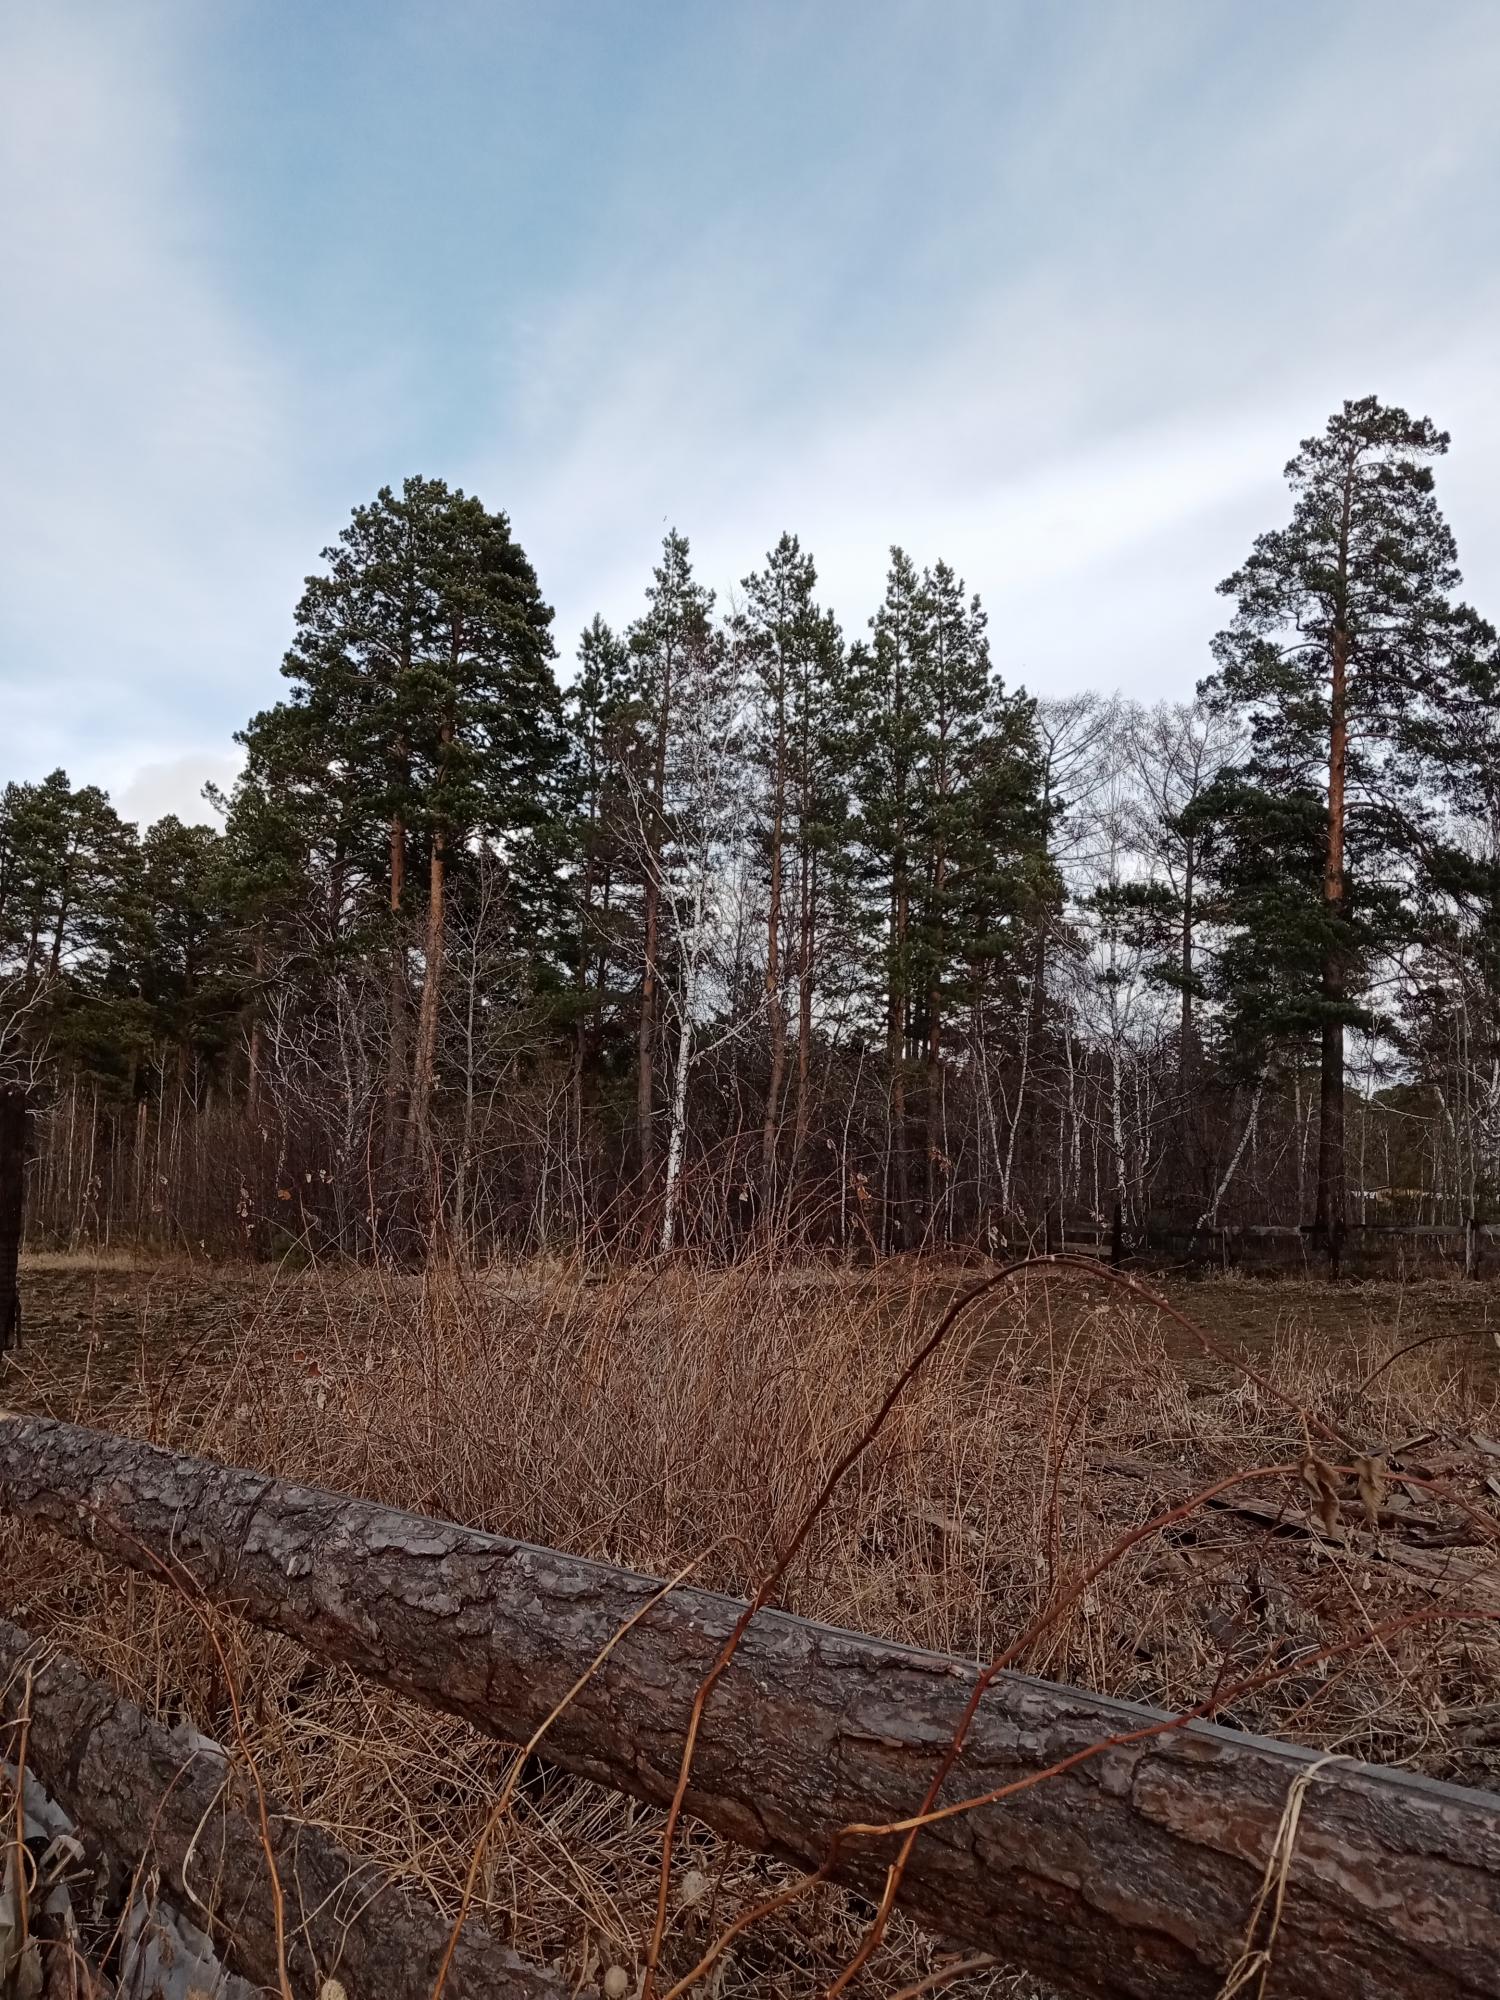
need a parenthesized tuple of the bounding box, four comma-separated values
(245, 922, 266, 1121)
(47, 836, 77, 976)
(637, 878, 659, 1178)
(0, 1615, 577, 2000)
(409, 684, 456, 1225)
(407, 827, 446, 1186)
(887, 869, 911, 1250)
(382, 793, 410, 1204)
(793, 840, 815, 1171)
(760, 688, 788, 1200)
(637, 645, 675, 1182)
(1179, 838, 1195, 1081)
(660, 974, 696, 1253)
(1026, 821, 1051, 1221)
(4, 1417, 1499, 2000)
(924, 830, 946, 1243)
(572, 781, 601, 1145)
(0, 1086, 26, 1351)
(1196, 1068, 1268, 1238)
(1316, 624, 1349, 1277)
(1178, 836, 1197, 1190)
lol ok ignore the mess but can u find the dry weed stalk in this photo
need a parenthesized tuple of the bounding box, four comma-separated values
(3, 1254, 1498, 1997)
(637, 1255, 1500, 1996)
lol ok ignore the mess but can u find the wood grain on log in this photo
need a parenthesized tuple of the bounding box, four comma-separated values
(0, 1614, 581, 2000)
(2, 1414, 1499, 1998)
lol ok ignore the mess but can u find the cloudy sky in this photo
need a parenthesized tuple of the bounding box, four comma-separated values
(4, 0, 1498, 826)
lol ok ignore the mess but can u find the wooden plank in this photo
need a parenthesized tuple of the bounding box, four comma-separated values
(1, 1414, 1498, 1998)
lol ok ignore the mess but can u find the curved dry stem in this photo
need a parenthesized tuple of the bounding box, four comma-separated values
(644, 1249, 1445, 1996)
(657, 1460, 1316, 1999)
(66, 1497, 296, 2000)
(429, 1553, 704, 2000)
(639, 1256, 1049, 1994)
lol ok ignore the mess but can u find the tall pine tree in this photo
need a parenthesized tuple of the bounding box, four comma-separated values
(1202, 397, 1485, 1270)
(245, 477, 559, 1219)
(735, 532, 846, 1194)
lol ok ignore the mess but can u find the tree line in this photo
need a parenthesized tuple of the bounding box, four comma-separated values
(4, 398, 1497, 1268)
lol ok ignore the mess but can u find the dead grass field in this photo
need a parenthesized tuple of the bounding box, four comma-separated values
(4, 1254, 1500, 1996)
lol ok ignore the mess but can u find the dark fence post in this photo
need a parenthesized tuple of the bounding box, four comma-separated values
(0, 1085, 28, 1353)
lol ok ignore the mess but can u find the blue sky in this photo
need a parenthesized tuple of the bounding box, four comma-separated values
(4, 0, 1499, 825)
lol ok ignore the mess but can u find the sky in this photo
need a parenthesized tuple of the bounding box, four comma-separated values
(3, 0, 1499, 827)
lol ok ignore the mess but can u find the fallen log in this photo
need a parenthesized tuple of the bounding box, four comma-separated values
(1092, 1450, 1500, 1603)
(0, 1614, 582, 2000)
(2, 1415, 1500, 1999)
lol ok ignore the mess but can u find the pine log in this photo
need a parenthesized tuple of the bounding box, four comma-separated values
(0, 1614, 580, 2000)
(2, 1414, 1500, 1998)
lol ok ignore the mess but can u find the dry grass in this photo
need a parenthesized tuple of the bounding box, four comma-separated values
(16, 1246, 157, 1272)
(3, 1259, 1499, 1996)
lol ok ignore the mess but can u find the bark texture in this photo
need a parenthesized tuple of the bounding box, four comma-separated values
(2, 1416, 1499, 1999)
(0, 1615, 579, 2000)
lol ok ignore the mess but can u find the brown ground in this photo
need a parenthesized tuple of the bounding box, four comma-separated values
(12, 1253, 1500, 1413)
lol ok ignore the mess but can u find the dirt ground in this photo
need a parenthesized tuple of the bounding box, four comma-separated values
(9, 1252, 1499, 1420)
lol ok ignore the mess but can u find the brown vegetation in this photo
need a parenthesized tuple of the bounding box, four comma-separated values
(3, 1258, 1500, 1995)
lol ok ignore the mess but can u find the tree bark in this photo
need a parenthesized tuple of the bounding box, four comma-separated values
(1179, 836, 1195, 1084)
(245, 922, 266, 1121)
(382, 784, 411, 1204)
(408, 694, 455, 1204)
(1178, 834, 1197, 1195)
(1315, 459, 1355, 1279)
(925, 840, 946, 1242)
(1316, 623, 1349, 1278)
(637, 651, 673, 1181)
(659, 959, 698, 1253)
(0, 1615, 579, 2000)
(793, 839, 815, 1171)
(1195, 1068, 1268, 1237)
(887, 873, 911, 1251)
(761, 665, 788, 1200)
(0, 1085, 26, 1352)
(2, 1417, 1499, 2000)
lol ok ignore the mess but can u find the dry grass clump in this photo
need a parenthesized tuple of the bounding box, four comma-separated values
(3, 1259, 1498, 1995)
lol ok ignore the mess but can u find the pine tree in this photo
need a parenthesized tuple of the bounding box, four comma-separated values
(848, 552, 1042, 1244)
(0, 771, 132, 983)
(627, 531, 715, 1180)
(119, 816, 237, 1089)
(209, 766, 316, 1118)
(910, 562, 1033, 1227)
(848, 549, 930, 1245)
(1202, 397, 1484, 1270)
(246, 477, 560, 1223)
(564, 615, 639, 1102)
(1402, 635, 1500, 1250)
(735, 533, 845, 1197)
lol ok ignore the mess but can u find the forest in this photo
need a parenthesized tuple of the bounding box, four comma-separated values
(5, 397, 1500, 2000)
(4, 395, 1498, 1271)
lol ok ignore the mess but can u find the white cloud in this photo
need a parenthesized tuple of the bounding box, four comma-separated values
(0, 4, 314, 780)
(2, 0, 1497, 792)
(475, 3, 1500, 694)
(116, 751, 244, 829)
